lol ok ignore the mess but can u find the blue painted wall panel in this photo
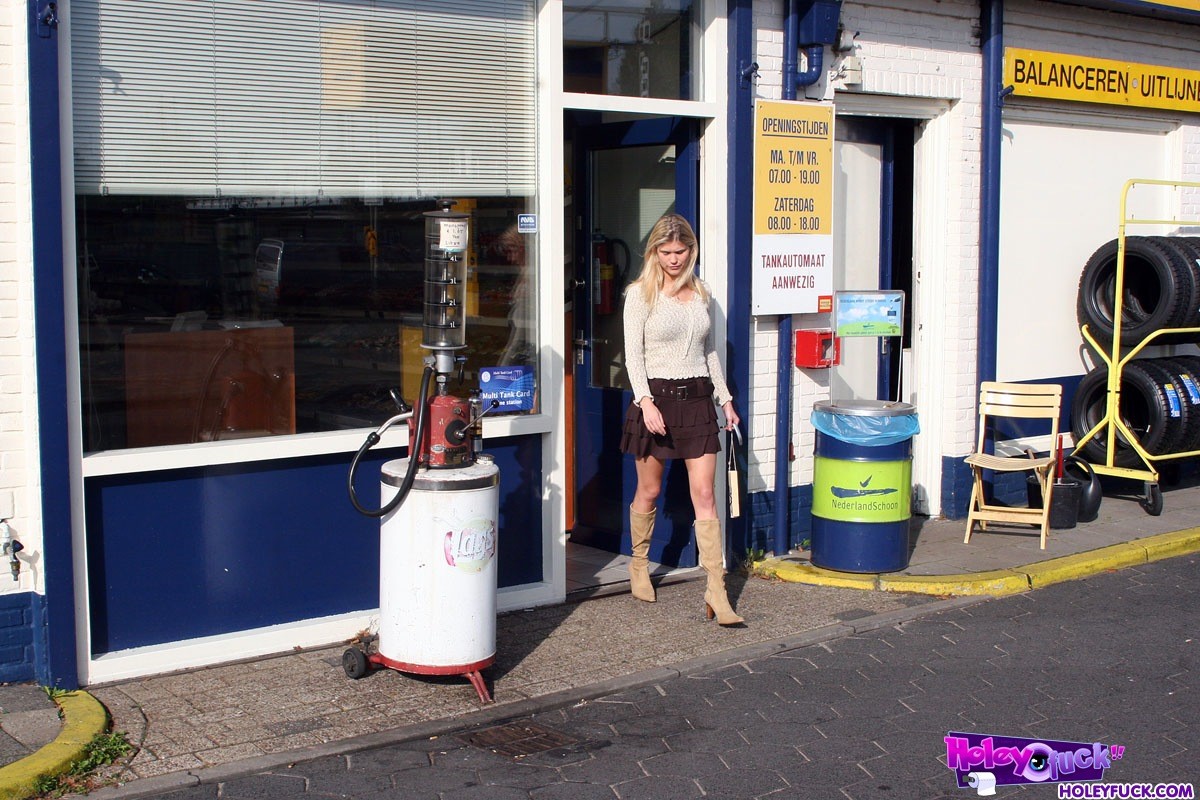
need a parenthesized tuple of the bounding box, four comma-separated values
(490, 437, 544, 589)
(0, 593, 35, 683)
(86, 439, 541, 655)
(942, 456, 974, 520)
(745, 485, 815, 558)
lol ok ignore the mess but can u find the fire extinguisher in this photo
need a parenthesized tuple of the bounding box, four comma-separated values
(592, 232, 615, 315)
(592, 232, 630, 315)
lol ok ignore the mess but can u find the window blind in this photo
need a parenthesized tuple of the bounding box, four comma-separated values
(70, 0, 536, 199)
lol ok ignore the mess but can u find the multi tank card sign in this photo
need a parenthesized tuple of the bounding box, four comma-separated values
(752, 100, 835, 315)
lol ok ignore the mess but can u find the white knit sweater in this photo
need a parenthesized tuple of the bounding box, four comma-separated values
(622, 284, 732, 406)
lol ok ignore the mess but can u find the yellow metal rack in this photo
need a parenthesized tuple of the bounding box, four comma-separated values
(1076, 178, 1200, 516)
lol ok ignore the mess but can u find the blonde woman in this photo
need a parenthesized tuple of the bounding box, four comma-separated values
(619, 214, 744, 627)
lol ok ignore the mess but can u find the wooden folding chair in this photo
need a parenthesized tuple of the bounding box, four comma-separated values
(963, 381, 1063, 550)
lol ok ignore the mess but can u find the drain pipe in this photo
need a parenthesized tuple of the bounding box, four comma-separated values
(774, 0, 828, 557)
(978, 0, 1004, 386)
(774, 1, 798, 557)
(727, 0, 755, 563)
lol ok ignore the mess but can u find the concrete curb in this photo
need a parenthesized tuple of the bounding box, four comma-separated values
(0, 691, 109, 800)
(756, 527, 1200, 596)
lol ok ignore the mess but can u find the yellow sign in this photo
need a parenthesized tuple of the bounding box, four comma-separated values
(1142, 0, 1200, 11)
(753, 101, 834, 236)
(1005, 47, 1200, 114)
(751, 100, 835, 315)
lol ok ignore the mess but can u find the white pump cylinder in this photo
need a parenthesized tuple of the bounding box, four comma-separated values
(376, 456, 499, 674)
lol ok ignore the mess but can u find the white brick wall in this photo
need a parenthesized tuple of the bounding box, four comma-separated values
(748, 0, 982, 505)
(0, 4, 41, 596)
(745, 0, 1200, 514)
(1184, 124, 1200, 219)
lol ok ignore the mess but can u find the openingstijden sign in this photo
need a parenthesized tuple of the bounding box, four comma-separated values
(752, 100, 835, 316)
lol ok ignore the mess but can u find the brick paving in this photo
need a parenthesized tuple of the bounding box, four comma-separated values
(88, 553, 1197, 799)
(3, 476, 1196, 798)
(89, 573, 932, 786)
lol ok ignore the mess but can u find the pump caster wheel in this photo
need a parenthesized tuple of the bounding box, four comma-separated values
(1141, 482, 1163, 517)
(342, 647, 370, 679)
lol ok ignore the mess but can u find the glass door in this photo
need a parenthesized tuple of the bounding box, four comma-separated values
(567, 114, 700, 566)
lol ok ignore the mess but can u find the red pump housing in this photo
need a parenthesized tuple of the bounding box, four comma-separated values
(409, 392, 472, 468)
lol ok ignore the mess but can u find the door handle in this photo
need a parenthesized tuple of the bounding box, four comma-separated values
(573, 337, 608, 349)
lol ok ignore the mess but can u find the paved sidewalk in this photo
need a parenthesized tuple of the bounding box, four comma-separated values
(2, 475, 1199, 799)
(83, 554, 1199, 800)
(0, 686, 60, 771)
(89, 575, 936, 791)
(0, 688, 108, 800)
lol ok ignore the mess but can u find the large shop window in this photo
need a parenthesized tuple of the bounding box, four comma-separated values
(71, 1, 537, 452)
(563, 0, 699, 99)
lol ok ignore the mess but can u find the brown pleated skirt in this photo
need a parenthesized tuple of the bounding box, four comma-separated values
(619, 377, 721, 461)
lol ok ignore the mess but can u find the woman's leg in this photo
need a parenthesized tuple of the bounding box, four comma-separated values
(632, 456, 665, 513)
(683, 453, 718, 520)
(629, 456, 665, 602)
(685, 454, 744, 626)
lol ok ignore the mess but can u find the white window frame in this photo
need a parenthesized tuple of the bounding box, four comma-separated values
(67, 0, 547, 479)
(62, 0, 728, 684)
(534, 0, 729, 614)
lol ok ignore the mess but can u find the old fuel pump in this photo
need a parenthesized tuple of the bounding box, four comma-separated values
(345, 201, 500, 703)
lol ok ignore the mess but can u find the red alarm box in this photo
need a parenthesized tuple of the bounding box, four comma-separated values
(795, 329, 840, 369)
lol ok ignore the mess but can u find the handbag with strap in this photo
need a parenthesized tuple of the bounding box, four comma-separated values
(726, 427, 742, 518)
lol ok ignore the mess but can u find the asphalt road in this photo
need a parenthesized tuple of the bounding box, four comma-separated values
(119, 555, 1197, 800)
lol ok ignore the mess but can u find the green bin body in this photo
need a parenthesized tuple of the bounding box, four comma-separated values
(811, 400, 916, 573)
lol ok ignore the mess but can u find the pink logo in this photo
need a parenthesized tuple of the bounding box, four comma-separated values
(443, 519, 497, 573)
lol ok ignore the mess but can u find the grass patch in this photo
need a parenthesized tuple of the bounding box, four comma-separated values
(741, 548, 778, 579)
(33, 731, 133, 798)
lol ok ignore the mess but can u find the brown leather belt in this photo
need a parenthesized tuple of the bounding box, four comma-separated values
(650, 379, 712, 400)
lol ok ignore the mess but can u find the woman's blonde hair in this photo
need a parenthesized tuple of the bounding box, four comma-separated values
(628, 213, 707, 306)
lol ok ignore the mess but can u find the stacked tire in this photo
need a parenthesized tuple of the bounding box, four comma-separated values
(1072, 236, 1200, 465)
(1076, 236, 1200, 346)
(1071, 356, 1200, 467)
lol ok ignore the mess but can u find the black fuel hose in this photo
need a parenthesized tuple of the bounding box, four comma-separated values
(347, 365, 434, 517)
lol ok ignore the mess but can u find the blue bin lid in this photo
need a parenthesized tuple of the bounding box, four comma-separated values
(812, 399, 915, 417)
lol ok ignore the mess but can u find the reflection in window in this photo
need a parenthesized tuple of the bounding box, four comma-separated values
(70, 0, 538, 452)
(564, 0, 698, 100)
(78, 196, 537, 451)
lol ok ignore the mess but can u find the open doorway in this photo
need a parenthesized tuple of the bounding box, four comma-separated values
(562, 109, 705, 594)
(833, 116, 916, 403)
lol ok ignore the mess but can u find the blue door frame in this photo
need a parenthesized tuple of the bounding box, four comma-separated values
(26, 0, 77, 688)
(568, 113, 701, 566)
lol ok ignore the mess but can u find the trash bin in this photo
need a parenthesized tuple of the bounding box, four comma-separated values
(1026, 475, 1082, 529)
(810, 400, 920, 572)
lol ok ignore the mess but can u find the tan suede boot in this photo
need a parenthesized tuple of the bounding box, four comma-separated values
(628, 506, 657, 602)
(695, 519, 745, 627)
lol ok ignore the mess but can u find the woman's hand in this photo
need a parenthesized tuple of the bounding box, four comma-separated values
(639, 398, 667, 436)
(721, 401, 740, 432)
